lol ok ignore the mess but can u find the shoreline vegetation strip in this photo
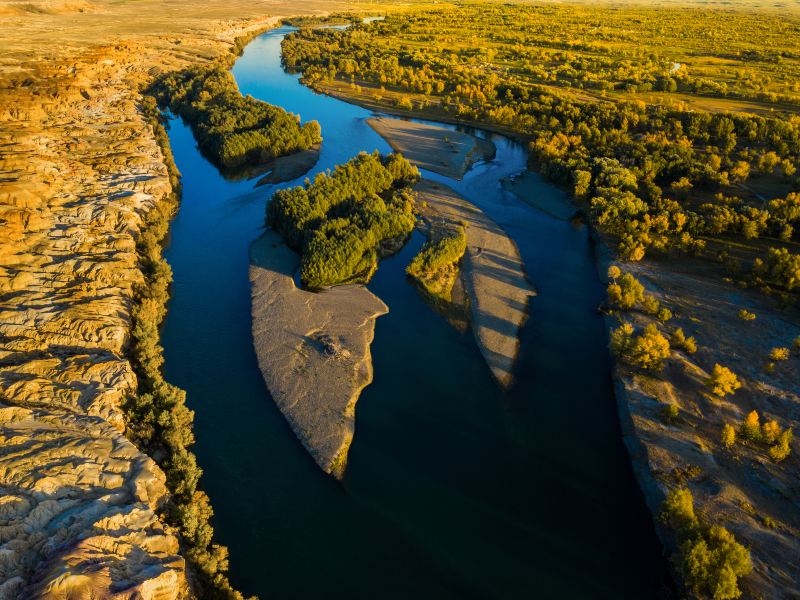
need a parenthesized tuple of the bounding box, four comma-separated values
(128, 25, 288, 600)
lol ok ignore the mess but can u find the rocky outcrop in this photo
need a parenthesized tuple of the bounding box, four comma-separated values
(414, 180, 534, 388)
(250, 231, 388, 477)
(0, 6, 293, 597)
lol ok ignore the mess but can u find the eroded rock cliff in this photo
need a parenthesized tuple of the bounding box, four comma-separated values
(0, 7, 298, 597)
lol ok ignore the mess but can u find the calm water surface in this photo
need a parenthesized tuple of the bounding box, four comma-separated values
(161, 25, 668, 600)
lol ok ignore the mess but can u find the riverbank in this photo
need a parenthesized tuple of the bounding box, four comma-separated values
(249, 230, 388, 477)
(311, 55, 800, 596)
(600, 249, 800, 599)
(0, 4, 334, 596)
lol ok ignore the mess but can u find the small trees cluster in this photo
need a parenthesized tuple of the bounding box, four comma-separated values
(268, 152, 420, 288)
(661, 488, 752, 600)
(150, 65, 322, 170)
(406, 225, 467, 300)
(607, 267, 667, 318)
(611, 322, 671, 372)
(729, 410, 794, 462)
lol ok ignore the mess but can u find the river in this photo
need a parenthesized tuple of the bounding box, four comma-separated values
(160, 24, 669, 600)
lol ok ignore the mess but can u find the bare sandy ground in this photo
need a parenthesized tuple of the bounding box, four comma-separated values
(415, 180, 535, 388)
(367, 116, 495, 179)
(250, 230, 388, 478)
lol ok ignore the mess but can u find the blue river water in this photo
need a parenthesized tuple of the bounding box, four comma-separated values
(160, 25, 669, 600)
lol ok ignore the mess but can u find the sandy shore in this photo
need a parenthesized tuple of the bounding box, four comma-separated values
(250, 230, 388, 478)
(415, 179, 535, 388)
(367, 116, 495, 179)
(255, 143, 321, 186)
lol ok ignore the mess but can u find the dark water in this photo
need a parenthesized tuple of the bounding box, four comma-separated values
(160, 25, 668, 600)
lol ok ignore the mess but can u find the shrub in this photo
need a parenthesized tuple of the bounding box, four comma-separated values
(721, 423, 736, 449)
(739, 410, 762, 442)
(610, 322, 634, 357)
(628, 323, 671, 372)
(657, 307, 673, 322)
(406, 226, 467, 299)
(681, 525, 752, 600)
(671, 327, 697, 354)
(737, 309, 756, 321)
(769, 347, 790, 361)
(769, 429, 792, 462)
(641, 294, 661, 315)
(706, 364, 741, 398)
(607, 271, 645, 310)
(661, 403, 680, 424)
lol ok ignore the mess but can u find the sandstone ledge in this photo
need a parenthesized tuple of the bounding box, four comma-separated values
(249, 230, 388, 477)
(414, 179, 535, 388)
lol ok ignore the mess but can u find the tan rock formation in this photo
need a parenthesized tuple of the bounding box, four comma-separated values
(249, 230, 387, 477)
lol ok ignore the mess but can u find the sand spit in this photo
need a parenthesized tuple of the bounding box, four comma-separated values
(249, 230, 388, 478)
(367, 116, 495, 180)
(255, 143, 321, 186)
(415, 180, 535, 388)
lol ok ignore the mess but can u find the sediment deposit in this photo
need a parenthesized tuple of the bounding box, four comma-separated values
(367, 117, 495, 179)
(249, 230, 388, 477)
(414, 180, 534, 388)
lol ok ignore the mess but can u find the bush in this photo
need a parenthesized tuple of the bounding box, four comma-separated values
(721, 424, 737, 449)
(769, 429, 792, 462)
(769, 347, 790, 361)
(607, 271, 645, 310)
(406, 226, 467, 299)
(706, 364, 741, 398)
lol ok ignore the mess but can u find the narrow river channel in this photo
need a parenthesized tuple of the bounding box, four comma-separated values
(160, 24, 669, 600)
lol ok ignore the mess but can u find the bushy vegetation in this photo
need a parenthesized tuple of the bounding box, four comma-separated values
(661, 488, 752, 600)
(150, 65, 321, 170)
(132, 96, 248, 600)
(283, 7, 800, 301)
(267, 151, 420, 287)
(610, 322, 671, 373)
(406, 225, 467, 300)
(705, 364, 742, 398)
(726, 410, 794, 462)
